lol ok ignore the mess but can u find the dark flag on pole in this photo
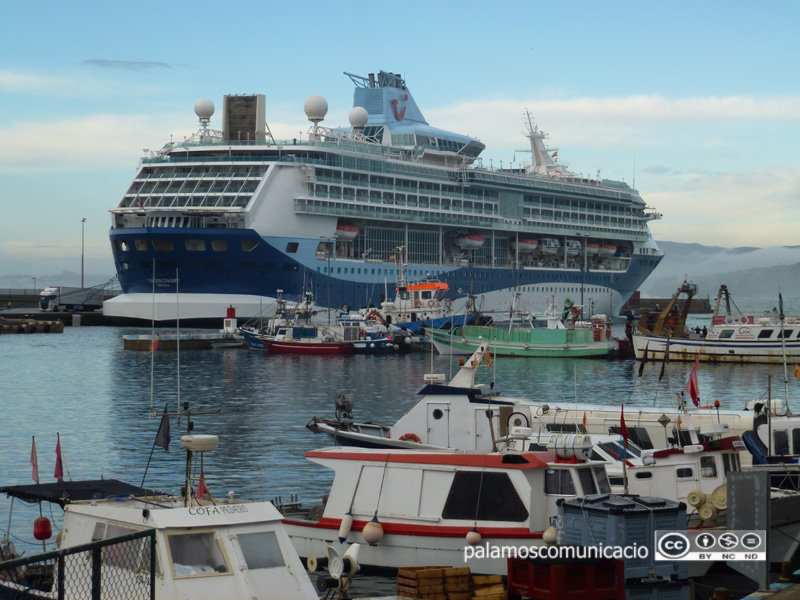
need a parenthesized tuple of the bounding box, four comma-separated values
(54, 433, 64, 482)
(155, 407, 171, 451)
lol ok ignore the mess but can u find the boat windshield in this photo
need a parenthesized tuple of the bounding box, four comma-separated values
(167, 531, 230, 578)
(598, 441, 643, 460)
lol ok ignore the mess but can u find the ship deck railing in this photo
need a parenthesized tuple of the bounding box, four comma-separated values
(153, 139, 641, 204)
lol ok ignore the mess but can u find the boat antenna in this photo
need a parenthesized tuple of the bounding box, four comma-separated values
(150, 260, 156, 417)
(176, 268, 181, 416)
(779, 293, 793, 417)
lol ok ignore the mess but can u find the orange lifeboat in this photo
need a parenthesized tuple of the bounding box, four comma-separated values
(335, 224, 359, 241)
(456, 234, 485, 250)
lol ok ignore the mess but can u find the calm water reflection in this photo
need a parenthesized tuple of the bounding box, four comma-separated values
(0, 324, 794, 595)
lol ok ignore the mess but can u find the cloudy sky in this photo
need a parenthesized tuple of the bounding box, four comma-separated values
(1, 0, 798, 277)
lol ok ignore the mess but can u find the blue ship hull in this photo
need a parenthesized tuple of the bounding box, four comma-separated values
(109, 227, 659, 324)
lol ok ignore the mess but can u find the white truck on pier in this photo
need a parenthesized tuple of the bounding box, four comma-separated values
(39, 286, 105, 312)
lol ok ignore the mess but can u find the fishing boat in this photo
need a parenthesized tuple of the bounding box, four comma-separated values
(281, 445, 611, 575)
(633, 283, 800, 363)
(0, 406, 343, 600)
(103, 70, 662, 326)
(358, 248, 472, 334)
(427, 294, 618, 358)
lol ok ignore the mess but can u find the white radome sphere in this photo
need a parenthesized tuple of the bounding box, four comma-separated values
(194, 98, 215, 119)
(349, 106, 369, 128)
(304, 95, 328, 122)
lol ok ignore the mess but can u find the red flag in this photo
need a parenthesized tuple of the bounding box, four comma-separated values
(197, 471, 208, 499)
(620, 404, 629, 449)
(582, 412, 587, 432)
(136, 194, 144, 209)
(685, 353, 701, 407)
(31, 436, 39, 484)
(150, 334, 159, 354)
(54, 433, 64, 482)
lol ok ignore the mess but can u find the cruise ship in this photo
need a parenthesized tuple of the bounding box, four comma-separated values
(104, 70, 664, 326)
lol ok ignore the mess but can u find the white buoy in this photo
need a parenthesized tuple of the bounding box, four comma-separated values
(338, 511, 354, 543)
(466, 527, 482, 546)
(362, 516, 384, 544)
(543, 526, 557, 546)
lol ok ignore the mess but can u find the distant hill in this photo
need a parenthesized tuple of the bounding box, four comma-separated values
(640, 241, 800, 311)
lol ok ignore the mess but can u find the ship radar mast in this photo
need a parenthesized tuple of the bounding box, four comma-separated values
(194, 98, 215, 142)
(516, 110, 573, 178)
(304, 95, 328, 141)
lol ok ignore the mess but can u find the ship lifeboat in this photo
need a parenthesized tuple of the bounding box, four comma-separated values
(456, 234, 485, 250)
(511, 238, 539, 253)
(599, 244, 617, 257)
(564, 239, 582, 256)
(335, 224, 359, 241)
(540, 237, 560, 254)
(586, 242, 600, 253)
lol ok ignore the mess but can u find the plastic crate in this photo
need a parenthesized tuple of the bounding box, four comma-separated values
(507, 555, 625, 600)
(558, 494, 688, 580)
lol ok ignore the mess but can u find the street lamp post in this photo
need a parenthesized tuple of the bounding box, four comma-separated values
(81, 218, 87, 288)
(320, 236, 336, 324)
(32, 277, 36, 294)
(576, 232, 589, 320)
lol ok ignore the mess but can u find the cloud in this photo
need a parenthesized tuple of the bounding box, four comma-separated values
(648, 166, 800, 246)
(82, 59, 171, 71)
(0, 69, 74, 93)
(0, 112, 308, 173)
(426, 94, 800, 150)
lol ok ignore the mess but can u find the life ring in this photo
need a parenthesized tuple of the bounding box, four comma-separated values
(399, 433, 421, 443)
(427, 300, 435, 308)
(444, 300, 452, 310)
(414, 300, 422, 308)
(571, 306, 580, 316)
(44, 324, 51, 333)
(342, 304, 350, 313)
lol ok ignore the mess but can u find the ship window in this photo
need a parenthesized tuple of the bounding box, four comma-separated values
(167, 531, 230, 578)
(442, 472, 528, 521)
(120, 261, 131, 270)
(545, 469, 576, 495)
(758, 329, 774, 339)
(282, 263, 298, 272)
(285, 242, 299, 253)
(793, 429, 800, 454)
(237, 532, 285, 570)
(593, 467, 611, 494)
(676, 468, 694, 479)
(185, 239, 206, 251)
(241, 240, 259, 252)
(91, 523, 157, 574)
(774, 430, 789, 455)
(134, 239, 148, 251)
(120, 240, 131, 252)
(718, 329, 735, 339)
(152, 239, 174, 251)
(212, 240, 228, 251)
(634, 471, 652, 480)
(609, 476, 624, 486)
(700, 456, 718, 478)
(577, 468, 597, 495)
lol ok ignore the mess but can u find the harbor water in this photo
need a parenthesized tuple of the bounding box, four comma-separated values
(0, 320, 796, 596)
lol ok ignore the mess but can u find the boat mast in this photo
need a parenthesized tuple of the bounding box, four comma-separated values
(779, 294, 791, 416)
